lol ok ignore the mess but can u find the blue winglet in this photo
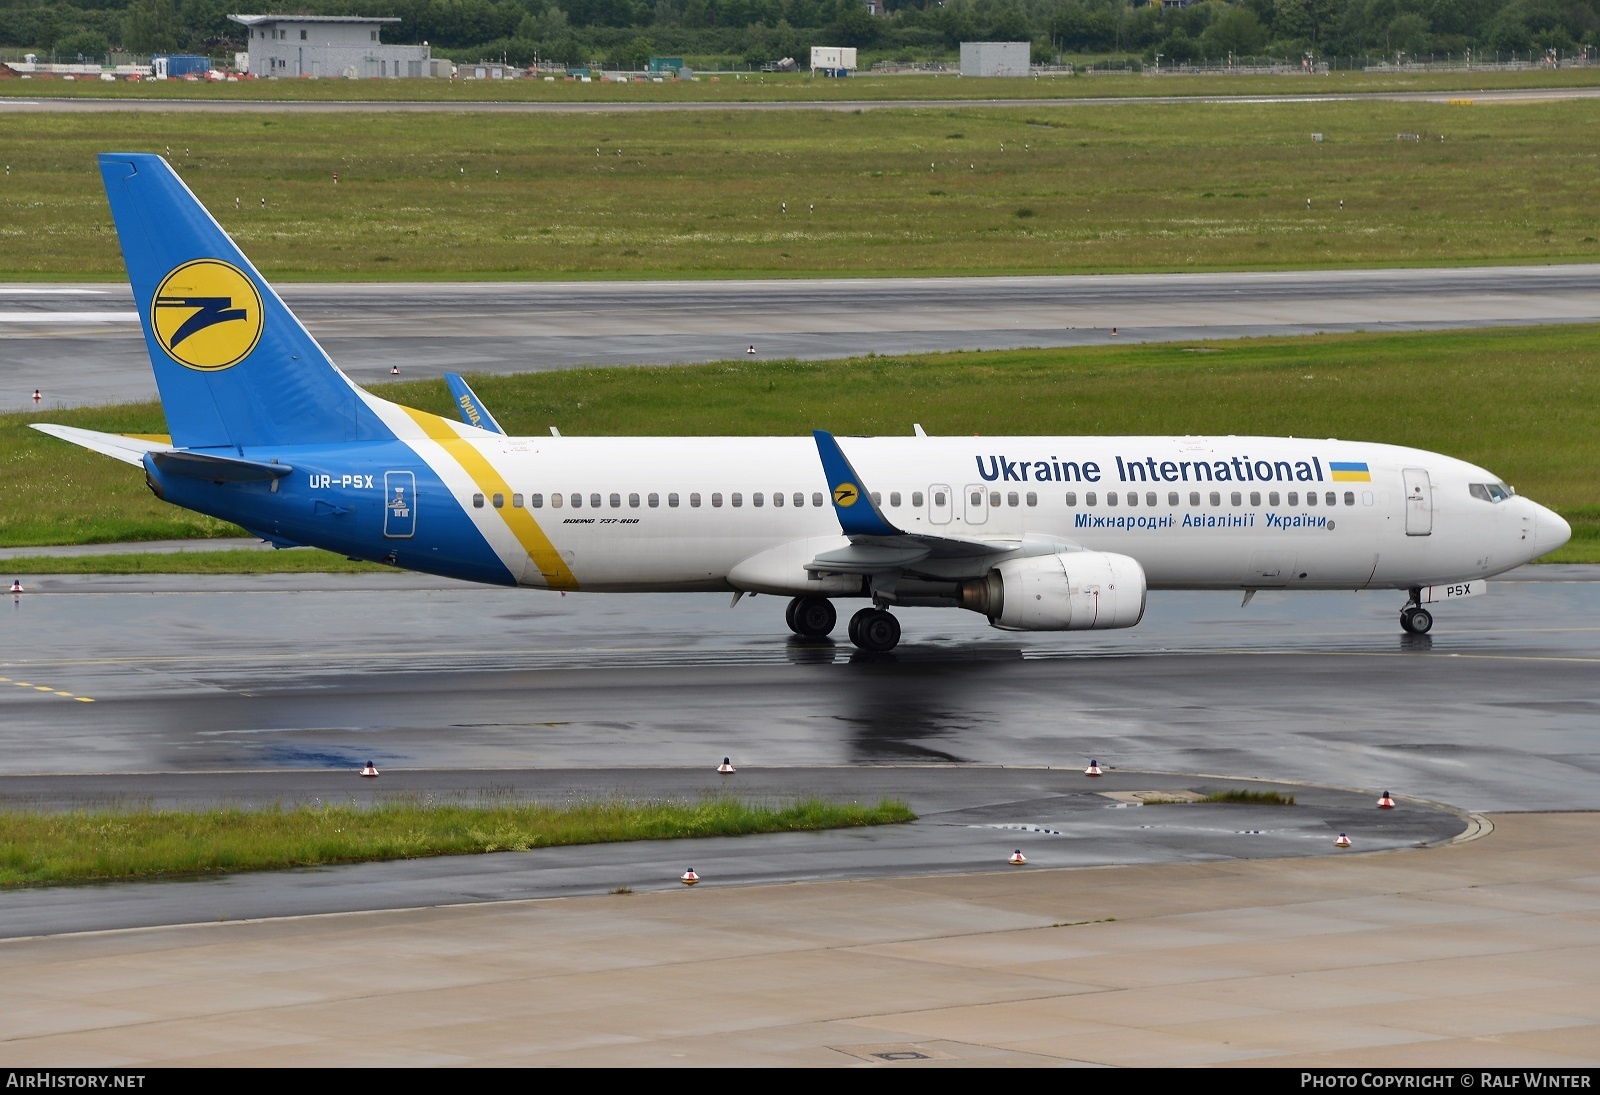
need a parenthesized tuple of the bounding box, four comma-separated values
(444, 373, 506, 435)
(812, 430, 902, 537)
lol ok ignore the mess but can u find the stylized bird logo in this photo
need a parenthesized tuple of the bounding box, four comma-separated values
(833, 483, 859, 506)
(155, 295, 248, 348)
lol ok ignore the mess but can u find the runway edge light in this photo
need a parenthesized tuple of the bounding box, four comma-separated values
(9, 580, 21, 594)
(717, 756, 736, 774)
(1085, 759, 1102, 777)
(680, 868, 699, 885)
(1335, 833, 1352, 848)
(1009, 849, 1027, 865)
(1377, 791, 1396, 809)
(360, 761, 379, 778)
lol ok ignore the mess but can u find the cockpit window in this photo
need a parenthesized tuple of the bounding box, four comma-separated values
(1469, 482, 1515, 503)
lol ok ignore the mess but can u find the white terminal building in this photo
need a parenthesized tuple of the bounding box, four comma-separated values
(229, 15, 435, 78)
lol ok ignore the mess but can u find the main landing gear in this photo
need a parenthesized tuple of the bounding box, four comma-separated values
(785, 596, 901, 652)
(1399, 587, 1434, 635)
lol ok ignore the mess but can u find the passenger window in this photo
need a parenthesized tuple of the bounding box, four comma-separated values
(1362, 491, 1373, 506)
(930, 491, 943, 506)
(1086, 492, 1097, 506)
(772, 492, 783, 507)
(1146, 492, 1157, 507)
(1344, 491, 1355, 506)
(795, 493, 806, 507)
(590, 493, 602, 508)
(690, 493, 701, 508)
(1230, 492, 1241, 506)
(531, 493, 544, 508)
(753, 493, 763, 507)
(664, 493, 676, 508)
(609, 493, 621, 508)
(870, 492, 880, 506)
(1268, 492, 1279, 506)
(913, 491, 924, 507)
(648, 493, 660, 508)
(712, 493, 724, 507)
(1306, 492, 1317, 506)
(628, 493, 640, 508)
(1326, 492, 1337, 506)
(1167, 492, 1178, 506)
(1007, 491, 1019, 507)
(1107, 492, 1118, 507)
(472, 493, 485, 508)
(1026, 492, 1037, 507)
(1189, 492, 1199, 506)
(970, 490, 982, 506)
(889, 492, 901, 507)
(731, 493, 742, 507)
(571, 493, 583, 508)
(1065, 492, 1077, 506)
(551, 493, 563, 509)
(1125, 492, 1136, 507)
(1209, 491, 1221, 506)
(989, 491, 1000, 508)
(492, 493, 504, 509)
(512, 493, 524, 508)
(1288, 492, 1299, 506)
(1249, 492, 1260, 506)
(812, 493, 824, 507)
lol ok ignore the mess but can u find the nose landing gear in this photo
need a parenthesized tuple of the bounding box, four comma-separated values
(1400, 587, 1433, 634)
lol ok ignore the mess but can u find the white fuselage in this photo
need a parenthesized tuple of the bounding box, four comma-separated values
(418, 431, 1558, 595)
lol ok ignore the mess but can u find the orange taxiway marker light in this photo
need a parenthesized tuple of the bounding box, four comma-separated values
(1008, 849, 1027, 866)
(680, 868, 699, 885)
(1335, 833, 1352, 848)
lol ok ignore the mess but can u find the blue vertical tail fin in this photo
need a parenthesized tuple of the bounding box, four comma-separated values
(99, 153, 391, 450)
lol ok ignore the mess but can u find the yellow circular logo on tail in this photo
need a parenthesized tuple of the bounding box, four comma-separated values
(833, 483, 860, 507)
(151, 260, 263, 371)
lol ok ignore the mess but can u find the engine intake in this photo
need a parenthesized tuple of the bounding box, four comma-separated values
(958, 551, 1147, 631)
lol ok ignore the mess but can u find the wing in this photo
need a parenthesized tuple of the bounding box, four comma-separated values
(810, 429, 1030, 568)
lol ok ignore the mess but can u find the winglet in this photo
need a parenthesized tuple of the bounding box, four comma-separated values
(444, 373, 506, 435)
(812, 430, 901, 537)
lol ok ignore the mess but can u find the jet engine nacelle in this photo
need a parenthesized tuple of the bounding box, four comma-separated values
(959, 551, 1147, 631)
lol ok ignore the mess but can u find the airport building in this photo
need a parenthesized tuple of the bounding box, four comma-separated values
(228, 15, 433, 78)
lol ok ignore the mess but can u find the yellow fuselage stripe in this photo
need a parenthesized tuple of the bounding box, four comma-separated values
(400, 407, 578, 590)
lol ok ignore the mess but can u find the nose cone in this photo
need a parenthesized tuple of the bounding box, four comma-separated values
(1533, 503, 1572, 560)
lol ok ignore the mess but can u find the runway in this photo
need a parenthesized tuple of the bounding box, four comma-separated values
(0, 566, 1594, 932)
(7, 264, 1600, 411)
(3, 84, 1599, 114)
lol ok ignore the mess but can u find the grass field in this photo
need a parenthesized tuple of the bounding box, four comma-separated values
(4, 97, 1600, 278)
(0, 795, 916, 887)
(6, 325, 1596, 560)
(4, 67, 1598, 103)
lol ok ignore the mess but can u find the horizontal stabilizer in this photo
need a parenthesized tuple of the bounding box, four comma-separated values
(444, 373, 506, 435)
(30, 423, 170, 466)
(150, 450, 293, 482)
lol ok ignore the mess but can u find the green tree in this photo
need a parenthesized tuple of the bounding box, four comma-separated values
(56, 29, 111, 61)
(1202, 4, 1269, 56)
(123, 0, 182, 53)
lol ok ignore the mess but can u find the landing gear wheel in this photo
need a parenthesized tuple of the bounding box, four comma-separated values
(788, 596, 836, 639)
(1400, 606, 1433, 635)
(848, 607, 901, 653)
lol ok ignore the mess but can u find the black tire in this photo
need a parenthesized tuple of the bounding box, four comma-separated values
(847, 606, 870, 646)
(784, 596, 800, 634)
(1410, 607, 1433, 634)
(852, 609, 901, 653)
(792, 596, 837, 639)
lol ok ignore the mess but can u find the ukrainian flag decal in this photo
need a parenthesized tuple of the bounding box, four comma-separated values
(1329, 461, 1372, 482)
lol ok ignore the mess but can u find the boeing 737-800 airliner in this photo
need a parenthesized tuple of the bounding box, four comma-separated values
(34, 155, 1572, 652)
